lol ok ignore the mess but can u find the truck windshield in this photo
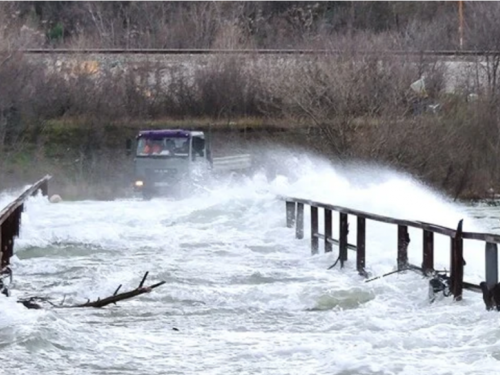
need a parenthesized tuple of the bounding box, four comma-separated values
(136, 137, 189, 157)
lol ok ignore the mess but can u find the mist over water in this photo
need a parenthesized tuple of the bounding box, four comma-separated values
(1, 149, 500, 375)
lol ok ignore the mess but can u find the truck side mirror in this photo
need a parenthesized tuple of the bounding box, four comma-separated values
(125, 138, 132, 156)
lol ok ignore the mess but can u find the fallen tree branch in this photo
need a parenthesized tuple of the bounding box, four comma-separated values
(18, 272, 166, 309)
(67, 272, 166, 308)
(69, 282, 165, 308)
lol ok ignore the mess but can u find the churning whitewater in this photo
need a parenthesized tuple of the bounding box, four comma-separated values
(1, 151, 500, 375)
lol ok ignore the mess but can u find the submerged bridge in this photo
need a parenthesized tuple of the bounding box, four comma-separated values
(1, 176, 500, 309)
(0, 176, 50, 295)
(281, 196, 500, 305)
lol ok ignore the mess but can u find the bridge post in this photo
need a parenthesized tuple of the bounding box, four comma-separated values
(295, 203, 304, 240)
(450, 220, 464, 301)
(0, 176, 52, 278)
(0, 224, 5, 270)
(356, 216, 366, 276)
(39, 179, 49, 197)
(485, 242, 498, 289)
(310, 206, 319, 255)
(397, 225, 409, 270)
(423, 230, 434, 274)
(339, 213, 348, 267)
(324, 209, 332, 253)
(285, 201, 296, 228)
(0, 205, 22, 271)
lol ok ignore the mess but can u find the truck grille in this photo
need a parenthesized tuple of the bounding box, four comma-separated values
(153, 168, 177, 175)
(146, 168, 178, 181)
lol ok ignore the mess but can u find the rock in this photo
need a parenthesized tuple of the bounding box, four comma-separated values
(49, 194, 62, 203)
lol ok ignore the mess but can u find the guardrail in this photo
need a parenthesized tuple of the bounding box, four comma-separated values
(0, 175, 51, 274)
(281, 196, 500, 302)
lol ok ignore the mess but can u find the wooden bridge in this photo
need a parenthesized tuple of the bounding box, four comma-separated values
(1, 176, 500, 307)
(281, 196, 500, 302)
(0, 176, 51, 281)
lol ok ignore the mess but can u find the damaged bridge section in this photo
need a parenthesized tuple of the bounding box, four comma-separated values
(0, 176, 51, 284)
(0, 175, 167, 310)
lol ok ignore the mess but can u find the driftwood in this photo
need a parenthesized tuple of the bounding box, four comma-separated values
(18, 271, 166, 309)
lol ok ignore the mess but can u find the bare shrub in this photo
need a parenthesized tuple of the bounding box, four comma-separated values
(4, 2, 500, 200)
(193, 56, 263, 118)
(0, 51, 54, 153)
(463, 3, 500, 104)
(155, 65, 200, 117)
(261, 36, 429, 157)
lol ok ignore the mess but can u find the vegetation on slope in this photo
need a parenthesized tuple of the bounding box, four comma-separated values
(0, 2, 500, 200)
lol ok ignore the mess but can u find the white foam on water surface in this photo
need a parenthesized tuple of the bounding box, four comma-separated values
(0, 150, 498, 375)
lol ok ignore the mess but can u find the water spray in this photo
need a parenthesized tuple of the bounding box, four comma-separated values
(0, 266, 13, 297)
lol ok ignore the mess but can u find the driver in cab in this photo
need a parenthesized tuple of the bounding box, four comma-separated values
(143, 140, 163, 154)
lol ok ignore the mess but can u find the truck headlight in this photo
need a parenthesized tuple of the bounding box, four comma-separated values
(135, 180, 144, 187)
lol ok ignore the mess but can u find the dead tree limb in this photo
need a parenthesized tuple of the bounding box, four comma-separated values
(66, 272, 165, 308)
(68, 281, 165, 308)
(18, 272, 166, 309)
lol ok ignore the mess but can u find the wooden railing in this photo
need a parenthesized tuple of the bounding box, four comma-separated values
(282, 196, 500, 301)
(0, 175, 51, 273)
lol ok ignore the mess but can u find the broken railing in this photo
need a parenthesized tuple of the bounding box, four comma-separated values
(282, 196, 500, 301)
(0, 175, 168, 310)
(0, 175, 51, 275)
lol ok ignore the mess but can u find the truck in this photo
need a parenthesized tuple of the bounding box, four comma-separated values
(126, 129, 252, 199)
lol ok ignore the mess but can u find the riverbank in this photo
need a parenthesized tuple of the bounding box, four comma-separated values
(2, 33, 500, 202)
(0, 114, 496, 202)
(0, 117, 308, 200)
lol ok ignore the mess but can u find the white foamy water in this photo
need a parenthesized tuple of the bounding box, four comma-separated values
(1, 151, 500, 375)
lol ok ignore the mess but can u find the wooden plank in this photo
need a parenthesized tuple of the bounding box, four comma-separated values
(450, 220, 464, 301)
(0, 224, 4, 269)
(357, 217, 366, 276)
(311, 206, 319, 255)
(485, 242, 498, 289)
(422, 230, 434, 274)
(462, 232, 500, 243)
(295, 203, 304, 240)
(315, 233, 357, 250)
(40, 179, 49, 197)
(286, 201, 296, 228)
(339, 213, 348, 266)
(324, 209, 332, 253)
(463, 281, 483, 293)
(278, 196, 457, 237)
(397, 225, 409, 270)
(279, 196, 500, 244)
(0, 175, 52, 226)
(1, 215, 14, 269)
